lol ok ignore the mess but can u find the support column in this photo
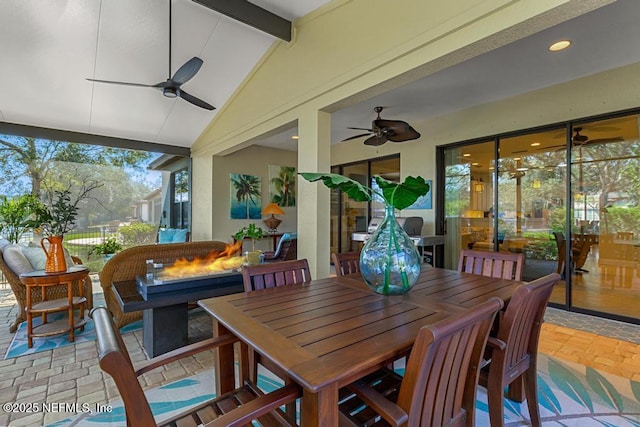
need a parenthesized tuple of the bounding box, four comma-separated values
(297, 108, 331, 279)
(191, 154, 214, 240)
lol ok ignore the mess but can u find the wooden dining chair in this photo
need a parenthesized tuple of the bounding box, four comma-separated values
(479, 273, 560, 427)
(331, 251, 361, 276)
(458, 249, 524, 280)
(241, 258, 312, 417)
(241, 258, 311, 291)
(90, 306, 300, 427)
(338, 297, 504, 427)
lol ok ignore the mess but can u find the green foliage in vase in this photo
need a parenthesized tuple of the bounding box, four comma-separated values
(235, 223, 264, 251)
(299, 173, 430, 210)
(30, 189, 79, 237)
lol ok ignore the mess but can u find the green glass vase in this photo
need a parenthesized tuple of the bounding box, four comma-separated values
(360, 205, 421, 295)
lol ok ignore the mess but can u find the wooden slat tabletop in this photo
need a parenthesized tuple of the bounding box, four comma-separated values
(198, 267, 522, 426)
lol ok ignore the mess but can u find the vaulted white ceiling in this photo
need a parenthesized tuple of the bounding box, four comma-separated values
(1, 0, 640, 154)
(0, 0, 330, 150)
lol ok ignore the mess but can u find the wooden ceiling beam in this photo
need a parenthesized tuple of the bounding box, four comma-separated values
(192, 0, 292, 42)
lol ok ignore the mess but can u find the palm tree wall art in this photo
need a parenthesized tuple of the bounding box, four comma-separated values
(269, 165, 296, 207)
(230, 173, 262, 219)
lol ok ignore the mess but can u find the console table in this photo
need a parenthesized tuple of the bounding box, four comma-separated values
(20, 266, 89, 348)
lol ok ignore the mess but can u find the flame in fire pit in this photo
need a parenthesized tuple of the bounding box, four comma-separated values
(158, 240, 244, 279)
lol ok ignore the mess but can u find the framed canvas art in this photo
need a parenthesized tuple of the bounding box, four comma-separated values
(230, 173, 262, 219)
(268, 165, 296, 207)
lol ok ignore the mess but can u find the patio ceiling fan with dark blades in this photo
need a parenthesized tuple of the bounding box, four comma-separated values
(86, 1, 215, 111)
(342, 106, 421, 146)
(542, 127, 624, 150)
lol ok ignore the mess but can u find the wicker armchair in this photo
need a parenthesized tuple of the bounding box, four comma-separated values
(99, 240, 228, 329)
(0, 252, 93, 333)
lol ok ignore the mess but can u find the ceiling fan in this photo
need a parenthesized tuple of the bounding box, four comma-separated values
(86, 1, 215, 111)
(341, 106, 420, 146)
(542, 127, 623, 150)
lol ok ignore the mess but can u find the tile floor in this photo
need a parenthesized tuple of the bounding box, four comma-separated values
(0, 277, 639, 426)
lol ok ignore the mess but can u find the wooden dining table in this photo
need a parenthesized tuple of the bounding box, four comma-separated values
(198, 265, 522, 426)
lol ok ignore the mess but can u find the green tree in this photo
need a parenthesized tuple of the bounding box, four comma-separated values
(231, 174, 261, 218)
(0, 135, 151, 198)
(0, 194, 43, 243)
(270, 167, 296, 207)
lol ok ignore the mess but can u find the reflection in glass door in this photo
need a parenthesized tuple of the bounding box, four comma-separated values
(443, 141, 494, 269)
(329, 156, 400, 255)
(440, 111, 640, 324)
(498, 129, 568, 305)
(569, 116, 640, 320)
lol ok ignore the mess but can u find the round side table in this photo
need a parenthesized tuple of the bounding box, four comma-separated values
(19, 266, 89, 348)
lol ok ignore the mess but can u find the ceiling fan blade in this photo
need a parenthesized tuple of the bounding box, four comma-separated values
(178, 90, 216, 110)
(171, 57, 203, 85)
(364, 135, 387, 146)
(86, 78, 155, 88)
(341, 133, 372, 142)
(347, 127, 374, 132)
(375, 119, 420, 142)
(584, 136, 624, 145)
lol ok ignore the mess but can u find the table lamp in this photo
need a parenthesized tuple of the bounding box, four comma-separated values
(261, 203, 285, 233)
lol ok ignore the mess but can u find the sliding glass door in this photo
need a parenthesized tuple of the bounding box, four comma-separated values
(443, 140, 494, 270)
(439, 110, 640, 324)
(568, 115, 640, 319)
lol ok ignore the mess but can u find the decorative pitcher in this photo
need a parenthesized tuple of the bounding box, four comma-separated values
(41, 235, 68, 273)
(359, 205, 421, 295)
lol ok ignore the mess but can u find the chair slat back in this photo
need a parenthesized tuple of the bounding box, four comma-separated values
(242, 259, 311, 291)
(497, 273, 559, 374)
(458, 249, 524, 281)
(331, 251, 361, 276)
(91, 306, 156, 426)
(397, 297, 503, 427)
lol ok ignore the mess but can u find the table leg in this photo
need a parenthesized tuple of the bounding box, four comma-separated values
(67, 280, 75, 342)
(142, 303, 188, 357)
(214, 321, 236, 395)
(301, 385, 338, 427)
(26, 286, 33, 348)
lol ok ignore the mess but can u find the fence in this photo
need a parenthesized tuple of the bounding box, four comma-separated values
(0, 223, 158, 284)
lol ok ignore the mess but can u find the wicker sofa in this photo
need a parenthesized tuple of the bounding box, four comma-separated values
(0, 248, 93, 333)
(99, 240, 228, 328)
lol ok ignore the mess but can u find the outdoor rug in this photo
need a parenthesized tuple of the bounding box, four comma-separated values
(46, 353, 640, 426)
(4, 312, 141, 360)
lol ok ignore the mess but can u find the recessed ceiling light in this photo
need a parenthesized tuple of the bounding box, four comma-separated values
(549, 40, 571, 51)
(291, 135, 299, 140)
(531, 142, 541, 147)
(514, 157, 521, 161)
(471, 162, 479, 166)
(462, 153, 471, 157)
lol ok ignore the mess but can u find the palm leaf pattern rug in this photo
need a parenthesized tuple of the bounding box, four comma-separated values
(47, 354, 640, 426)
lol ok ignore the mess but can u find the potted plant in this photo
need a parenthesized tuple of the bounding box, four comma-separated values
(31, 189, 80, 273)
(33, 189, 79, 237)
(234, 223, 264, 264)
(89, 237, 123, 261)
(300, 172, 429, 295)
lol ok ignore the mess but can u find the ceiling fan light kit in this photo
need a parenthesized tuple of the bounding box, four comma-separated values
(342, 106, 421, 146)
